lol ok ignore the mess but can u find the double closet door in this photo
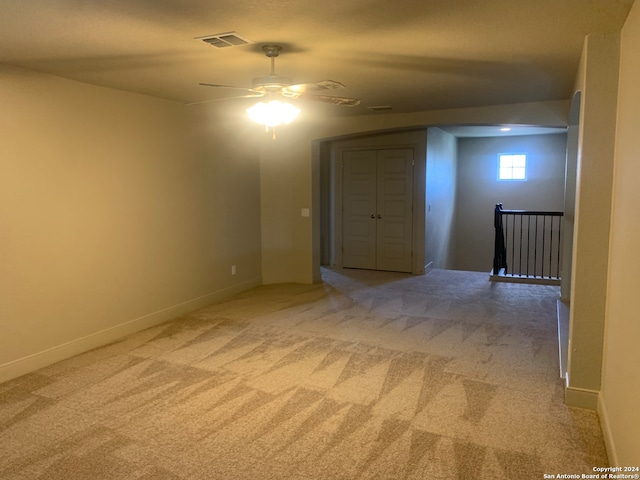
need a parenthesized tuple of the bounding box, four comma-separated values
(342, 148, 414, 273)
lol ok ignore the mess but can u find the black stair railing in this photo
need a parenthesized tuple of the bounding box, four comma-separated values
(493, 204, 507, 275)
(493, 204, 564, 280)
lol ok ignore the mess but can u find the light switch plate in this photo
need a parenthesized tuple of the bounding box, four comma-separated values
(301, 208, 310, 217)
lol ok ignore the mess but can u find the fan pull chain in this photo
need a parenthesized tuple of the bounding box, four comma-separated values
(265, 125, 277, 140)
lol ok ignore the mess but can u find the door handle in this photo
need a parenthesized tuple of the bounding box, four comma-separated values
(370, 214, 375, 219)
(377, 214, 382, 219)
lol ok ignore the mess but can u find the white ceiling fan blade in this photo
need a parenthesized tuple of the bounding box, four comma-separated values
(185, 93, 265, 106)
(196, 47, 357, 108)
(286, 93, 360, 106)
(283, 80, 346, 94)
(199, 83, 263, 94)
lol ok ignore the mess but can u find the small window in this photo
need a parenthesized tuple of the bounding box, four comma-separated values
(498, 154, 527, 180)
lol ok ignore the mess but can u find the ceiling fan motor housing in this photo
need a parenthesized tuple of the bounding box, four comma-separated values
(262, 44, 283, 57)
(252, 75, 294, 91)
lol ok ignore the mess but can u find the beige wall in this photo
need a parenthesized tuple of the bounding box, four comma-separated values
(0, 64, 262, 382)
(600, 0, 640, 465)
(259, 128, 315, 284)
(565, 33, 620, 408)
(425, 127, 457, 270)
(455, 134, 567, 272)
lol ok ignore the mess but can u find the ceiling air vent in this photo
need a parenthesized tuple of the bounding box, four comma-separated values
(197, 32, 254, 48)
(367, 105, 393, 112)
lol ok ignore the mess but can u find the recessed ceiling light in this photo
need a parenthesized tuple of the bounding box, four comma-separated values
(500, 127, 512, 132)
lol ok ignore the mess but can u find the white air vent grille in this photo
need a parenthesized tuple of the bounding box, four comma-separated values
(367, 105, 393, 112)
(197, 32, 254, 48)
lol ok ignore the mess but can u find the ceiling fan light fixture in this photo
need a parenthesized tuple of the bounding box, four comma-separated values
(246, 100, 300, 127)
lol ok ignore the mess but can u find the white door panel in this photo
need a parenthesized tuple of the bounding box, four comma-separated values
(343, 148, 413, 273)
(342, 150, 377, 270)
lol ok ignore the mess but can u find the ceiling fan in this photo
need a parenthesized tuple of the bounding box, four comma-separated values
(191, 44, 361, 107)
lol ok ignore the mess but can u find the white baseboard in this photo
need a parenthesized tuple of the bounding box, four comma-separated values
(557, 300, 569, 380)
(598, 393, 618, 466)
(565, 384, 599, 410)
(0, 277, 261, 384)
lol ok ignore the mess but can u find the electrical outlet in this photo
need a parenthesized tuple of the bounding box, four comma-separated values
(231, 265, 237, 275)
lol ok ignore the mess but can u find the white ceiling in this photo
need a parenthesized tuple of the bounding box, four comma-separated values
(0, 0, 634, 118)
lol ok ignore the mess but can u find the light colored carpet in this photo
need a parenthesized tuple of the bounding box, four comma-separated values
(0, 268, 608, 479)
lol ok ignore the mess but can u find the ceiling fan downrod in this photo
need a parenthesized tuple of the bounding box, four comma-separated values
(252, 45, 292, 90)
